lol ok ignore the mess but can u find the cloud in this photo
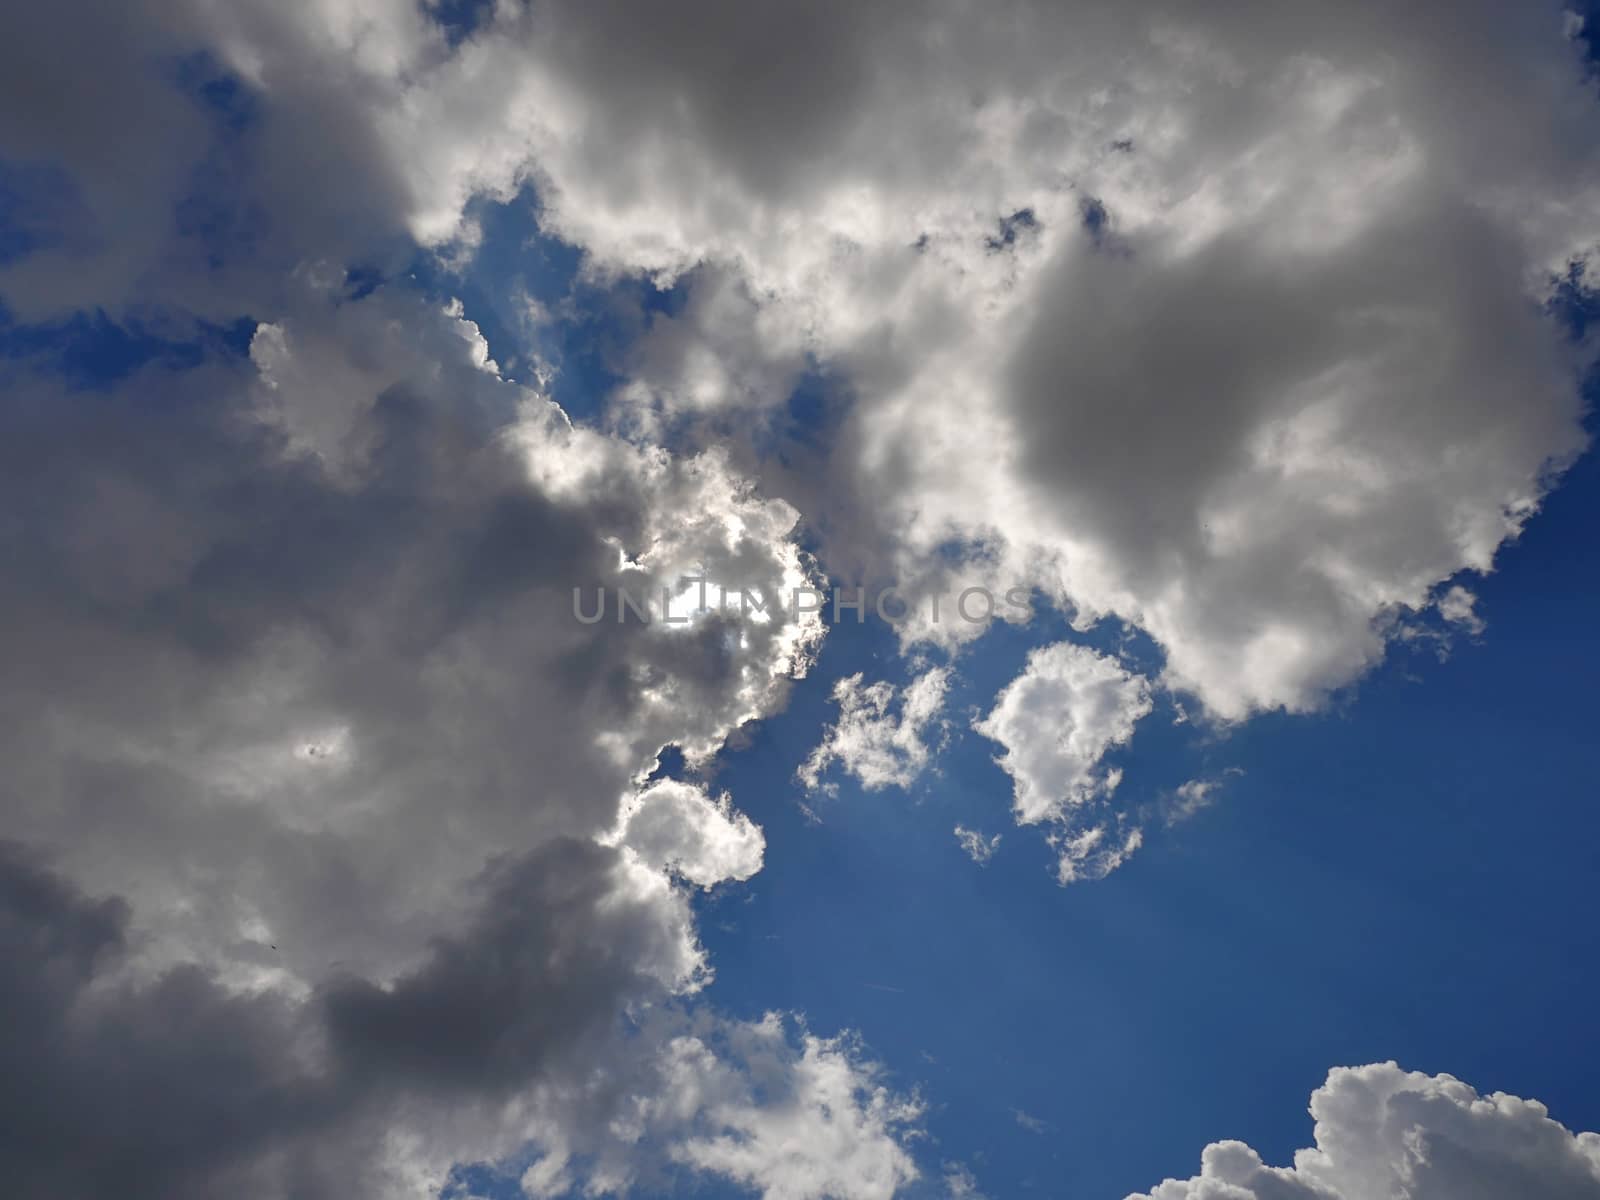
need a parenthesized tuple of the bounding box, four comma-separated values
(665, 1018, 925, 1200)
(0, 268, 897, 1196)
(1127, 1062, 1600, 1200)
(610, 779, 766, 889)
(0, 834, 693, 1199)
(1049, 821, 1146, 885)
(953, 825, 1001, 866)
(976, 643, 1152, 826)
(0, 839, 924, 1200)
(799, 667, 951, 794)
(4, 0, 1599, 1192)
(1164, 772, 1242, 826)
(506, 1012, 926, 1200)
(943, 1162, 988, 1199)
(974, 642, 1157, 882)
(0, 276, 821, 977)
(1437, 585, 1488, 637)
(1013, 1108, 1049, 1135)
(8, 0, 1595, 721)
(198, 0, 1593, 724)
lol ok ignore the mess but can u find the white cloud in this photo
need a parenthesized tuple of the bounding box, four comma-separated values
(1437, 584, 1488, 637)
(1127, 1062, 1600, 1200)
(975, 642, 1156, 883)
(800, 667, 951, 794)
(228, 0, 1594, 724)
(668, 1019, 925, 1200)
(514, 1012, 925, 1200)
(1165, 774, 1239, 826)
(953, 825, 1001, 866)
(1014, 1108, 1049, 1135)
(611, 779, 765, 889)
(943, 1162, 988, 1198)
(976, 643, 1152, 826)
(1050, 821, 1146, 885)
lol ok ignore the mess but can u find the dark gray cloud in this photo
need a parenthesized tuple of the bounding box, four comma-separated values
(0, 840, 330, 1199)
(323, 839, 680, 1092)
(0, 834, 705, 1199)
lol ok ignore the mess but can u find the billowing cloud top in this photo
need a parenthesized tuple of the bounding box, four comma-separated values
(1128, 1062, 1600, 1199)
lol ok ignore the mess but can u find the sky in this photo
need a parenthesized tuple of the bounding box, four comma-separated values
(1, 3, 1599, 1199)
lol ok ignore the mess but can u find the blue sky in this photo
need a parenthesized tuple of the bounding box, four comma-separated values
(3, 4, 1600, 1200)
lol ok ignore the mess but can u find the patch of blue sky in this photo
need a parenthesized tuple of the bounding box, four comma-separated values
(424, 0, 501, 47)
(0, 161, 77, 266)
(172, 51, 261, 133)
(412, 183, 689, 423)
(0, 304, 255, 387)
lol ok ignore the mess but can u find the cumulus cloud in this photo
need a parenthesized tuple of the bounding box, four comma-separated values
(173, 0, 1591, 724)
(0, 266, 878, 1196)
(664, 1018, 925, 1200)
(497, 1010, 926, 1200)
(976, 643, 1152, 825)
(1128, 1062, 1600, 1200)
(4, 0, 1600, 1192)
(8, 0, 1596, 717)
(610, 779, 766, 889)
(975, 642, 1156, 882)
(0, 276, 820, 979)
(799, 667, 951, 794)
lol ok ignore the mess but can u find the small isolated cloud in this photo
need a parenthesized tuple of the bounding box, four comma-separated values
(1168, 779, 1220, 822)
(953, 825, 1001, 866)
(976, 642, 1154, 883)
(1049, 822, 1145, 885)
(944, 1161, 988, 1198)
(976, 643, 1152, 826)
(1126, 1061, 1600, 1200)
(1162, 768, 1244, 827)
(1013, 1108, 1049, 1135)
(800, 667, 951, 794)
